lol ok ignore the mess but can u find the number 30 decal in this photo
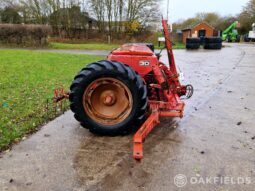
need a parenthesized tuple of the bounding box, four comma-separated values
(139, 61, 150, 66)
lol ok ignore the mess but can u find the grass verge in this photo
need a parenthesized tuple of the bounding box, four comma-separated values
(0, 50, 103, 150)
(49, 42, 185, 50)
(154, 42, 185, 50)
(49, 42, 120, 50)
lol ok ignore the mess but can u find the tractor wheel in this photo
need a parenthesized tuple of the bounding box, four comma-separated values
(69, 60, 148, 135)
(227, 36, 232, 43)
(244, 34, 250, 42)
(236, 35, 241, 42)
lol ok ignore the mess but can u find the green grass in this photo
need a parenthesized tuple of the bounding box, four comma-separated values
(154, 42, 185, 50)
(0, 50, 103, 150)
(49, 42, 120, 50)
(50, 42, 185, 50)
(172, 43, 186, 49)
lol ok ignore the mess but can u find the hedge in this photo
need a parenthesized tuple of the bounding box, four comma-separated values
(0, 24, 52, 47)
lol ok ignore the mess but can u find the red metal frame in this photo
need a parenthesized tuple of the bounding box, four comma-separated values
(132, 19, 186, 161)
(107, 46, 158, 77)
(54, 18, 190, 161)
(54, 87, 69, 103)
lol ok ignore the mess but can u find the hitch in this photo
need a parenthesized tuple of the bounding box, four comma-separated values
(133, 99, 184, 161)
(184, 84, 194, 99)
(132, 18, 192, 161)
(53, 87, 70, 103)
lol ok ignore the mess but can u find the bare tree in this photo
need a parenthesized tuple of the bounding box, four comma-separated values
(89, 0, 105, 31)
(118, 0, 123, 32)
(112, 0, 118, 32)
(1, 0, 161, 35)
(238, 0, 255, 34)
(105, 0, 112, 33)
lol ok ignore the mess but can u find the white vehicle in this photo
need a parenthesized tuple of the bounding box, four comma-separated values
(248, 23, 255, 40)
(245, 23, 255, 42)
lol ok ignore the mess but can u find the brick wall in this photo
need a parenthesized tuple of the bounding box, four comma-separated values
(182, 23, 218, 43)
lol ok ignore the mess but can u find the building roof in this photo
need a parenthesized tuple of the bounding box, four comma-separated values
(182, 22, 215, 31)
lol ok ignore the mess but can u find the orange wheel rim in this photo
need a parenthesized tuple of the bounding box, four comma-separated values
(83, 77, 133, 125)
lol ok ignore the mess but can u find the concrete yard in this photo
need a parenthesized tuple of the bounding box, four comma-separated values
(0, 43, 255, 191)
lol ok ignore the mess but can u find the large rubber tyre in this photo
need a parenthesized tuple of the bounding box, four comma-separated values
(69, 60, 148, 135)
(204, 43, 222, 50)
(236, 35, 240, 42)
(227, 36, 232, 43)
(186, 43, 200, 49)
(244, 34, 250, 42)
(186, 38, 200, 44)
(204, 37, 222, 43)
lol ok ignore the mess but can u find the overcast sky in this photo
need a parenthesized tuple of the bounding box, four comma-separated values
(161, 0, 249, 22)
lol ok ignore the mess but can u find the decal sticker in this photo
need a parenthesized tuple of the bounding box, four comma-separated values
(139, 61, 150, 66)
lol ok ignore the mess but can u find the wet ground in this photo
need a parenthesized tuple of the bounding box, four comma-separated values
(0, 43, 255, 191)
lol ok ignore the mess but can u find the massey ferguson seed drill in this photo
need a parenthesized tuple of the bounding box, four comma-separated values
(55, 18, 193, 161)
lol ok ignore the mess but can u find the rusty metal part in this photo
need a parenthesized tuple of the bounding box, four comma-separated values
(65, 18, 192, 161)
(48, 87, 70, 119)
(132, 19, 188, 161)
(83, 77, 133, 126)
(133, 98, 184, 160)
(53, 87, 70, 103)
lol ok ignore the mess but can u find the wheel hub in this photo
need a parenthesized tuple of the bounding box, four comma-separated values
(101, 90, 116, 106)
(83, 78, 133, 125)
(104, 95, 114, 105)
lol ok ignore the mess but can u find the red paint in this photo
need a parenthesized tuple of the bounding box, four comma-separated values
(108, 46, 157, 77)
(107, 18, 192, 161)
